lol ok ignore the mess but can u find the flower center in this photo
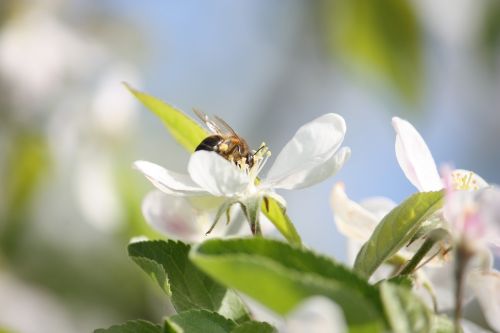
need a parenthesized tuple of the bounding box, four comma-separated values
(452, 171, 480, 191)
(235, 142, 271, 187)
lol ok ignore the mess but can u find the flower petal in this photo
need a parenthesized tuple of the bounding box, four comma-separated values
(141, 190, 206, 242)
(269, 146, 350, 190)
(330, 183, 380, 242)
(133, 160, 207, 196)
(286, 296, 347, 333)
(359, 197, 397, 220)
(188, 151, 249, 196)
(422, 252, 491, 312)
(142, 190, 242, 242)
(468, 270, 500, 332)
(266, 113, 347, 188)
(475, 186, 500, 249)
(392, 117, 442, 192)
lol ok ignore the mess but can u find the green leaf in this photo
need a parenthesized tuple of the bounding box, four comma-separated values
(261, 197, 301, 246)
(230, 322, 276, 333)
(380, 282, 432, 333)
(354, 191, 444, 278)
(94, 319, 161, 333)
(125, 84, 208, 152)
(321, 0, 423, 103)
(380, 275, 414, 289)
(165, 310, 236, 333)
(399, 228, 450, 275)
(128, 240, 250, 323)
(431, 315, 456, 333)
(191, 238, 386, 333)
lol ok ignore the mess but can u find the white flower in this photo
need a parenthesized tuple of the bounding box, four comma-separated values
(331, 117, 500, 330)
(332, 117, 490, 262)
(468, 270, 500, 332)
(245, 295, 347, 333)
(440, 182, 500, 331)
(135, 113, 350, 239)
(141, 190, 247, 242)
(442, 180, 500, 251)
(392, 117, 487, 192)
(284, 297, 348, 333)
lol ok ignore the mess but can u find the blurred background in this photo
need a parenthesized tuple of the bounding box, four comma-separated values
(1, 0, 500, 332)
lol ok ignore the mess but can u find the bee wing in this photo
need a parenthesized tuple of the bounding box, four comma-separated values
(192, 108, 221, 134)
(213, 115, 237, 136)
(192, 109, 236, 136)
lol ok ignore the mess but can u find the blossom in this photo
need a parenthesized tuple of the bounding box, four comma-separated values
(245, 295, 347, 333)
(140, 190, 247, 242)
(441, 180, 500, 332)
(284, 297, 348, 333)
(331, 117, 500, 331)
(392, 117, 487, 192)
(332, 117, 490, 262)
(135, 113, 350, 239)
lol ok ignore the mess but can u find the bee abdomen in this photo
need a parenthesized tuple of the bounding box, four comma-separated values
(195, 135, 224, 152)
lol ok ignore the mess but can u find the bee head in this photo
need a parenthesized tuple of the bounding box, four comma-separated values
(246, 153, 254, 168)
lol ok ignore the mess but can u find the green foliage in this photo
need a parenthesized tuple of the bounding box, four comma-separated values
(94, 320, 161, 333)
(125, 83, 208, 152)
(191, 238, 386, 333)
(382, 275, 414, 289)
(261, 197, 301, 246)
(354, 191, 444, 278)
(230, 322, 276, 333)
(0, 134, 50, 255)
(165, 310, 274, 333)
(128, 240, 250, 323)
(480, 0, 500, 67)
(321, 0, 423, 103)
(380, 282, 432, 333)
(165, 310, 236, 333)
(2, 134, 50, 218)
(399, 228, 450, 276)
(431, 316, 456, 333)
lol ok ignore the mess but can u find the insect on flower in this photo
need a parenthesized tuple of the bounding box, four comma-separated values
(193, 109, 264, 169)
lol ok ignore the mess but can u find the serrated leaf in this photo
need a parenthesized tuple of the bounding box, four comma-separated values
(125, 84, 208, 152)
(165, 310, 236, 333)
(131, 256, 170, 294)
(261, 197, 301, 245)
(94, 319, 161, 333)
(230, 321, 276, 333)
(191, 238, 386, 333)
(354, 191, 444, 278)
(128, 240, 250, 323)
(380, 282, 432, 333)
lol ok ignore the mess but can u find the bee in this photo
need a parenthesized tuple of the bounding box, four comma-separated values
(193, 109, 255, 168)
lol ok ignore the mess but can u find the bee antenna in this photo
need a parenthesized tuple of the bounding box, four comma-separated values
(252, 145, 266, 156)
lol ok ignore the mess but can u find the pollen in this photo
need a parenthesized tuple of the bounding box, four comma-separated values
(237, 158, 249, 172)
(452, 171, 480, 191)
(219, 143, 229, 152)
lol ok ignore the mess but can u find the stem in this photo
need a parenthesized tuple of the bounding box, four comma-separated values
(454, 245, 471, 333)
(421, 278, 439, 312)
